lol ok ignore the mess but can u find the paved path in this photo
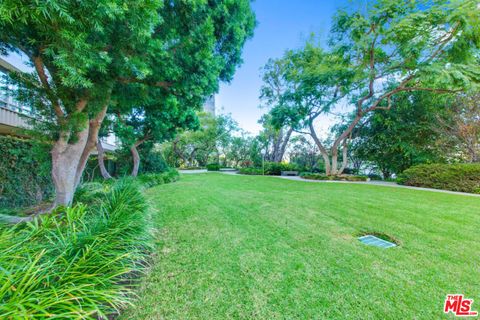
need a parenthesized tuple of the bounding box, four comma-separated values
(178, 169, 207, 174)
(178, 169, 480, 198)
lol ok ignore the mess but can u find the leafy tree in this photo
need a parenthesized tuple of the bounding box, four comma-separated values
(256, 113, 293, 163)
(435, 93, 480, 163)
(114, 99, 197, 177)
(0, 0, 255, 205)
(165, 113, 238, 167)
(225, 133, 256, 167)
(288, 136, 323, 172)
(259, 58, 294, 162)
(270, 0, 480, 175)
(349, 92, 450, 178)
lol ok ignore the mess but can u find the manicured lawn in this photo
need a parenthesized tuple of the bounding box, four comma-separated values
(121, 173, 480, 319)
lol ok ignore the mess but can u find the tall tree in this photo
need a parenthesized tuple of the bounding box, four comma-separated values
(259, 58, 293, 162)
(0, 0, 255, 205)
(435, 93, 480, 163)
(270, 0, 480, 175)
(114, 98, 197, 177)
(165, 113, 238, 167)
(349, 92, 450, 178)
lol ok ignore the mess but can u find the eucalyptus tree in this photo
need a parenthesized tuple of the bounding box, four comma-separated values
(271, 0, 480, 175)
(258, 58, 293, 162)
(0, 0, 255, 205)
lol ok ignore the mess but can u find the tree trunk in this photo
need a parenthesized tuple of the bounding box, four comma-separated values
(74, 102, 109, 188)
(130, 144, 141, 177)
(97, 139, 112, 179)
(51, 124, 90, 206)
(309, 121, 331, 175)
(274, 127, 293, 162)
(338, 139, 349, 174)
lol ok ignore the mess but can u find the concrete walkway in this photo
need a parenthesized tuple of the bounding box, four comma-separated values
(178, 169, 207, 174)
(178, 169, 480, 198)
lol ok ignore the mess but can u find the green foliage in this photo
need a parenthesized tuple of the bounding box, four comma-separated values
(397, 163, 480, 194)
(264, 162, 298, 176)
(349, 92, 450, 178)
(136, 170, 180, 188)
(0, 179, 151, 319)
(238, 168, 264, 175)
(0, 136, 52, 208)
(238, 162, 298, 176)
(300, 172, 368, 182)
(1, 0, 255, 204)
(206, 163, 221, 171)
(367, 174, 384, 181)
(83, 147, 171, 181)
(264, 0, 480, 175)
(163, 112, 239, 167)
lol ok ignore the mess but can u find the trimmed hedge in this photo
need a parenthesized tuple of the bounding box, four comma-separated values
(264, 162, 298, 175)
(238, 167, 264, 175)
(300, 172, 369, 182)
(238, 162, 298, 176)
(0, 135, 53, 208)
(136, 169, 180, 187)
(206, 163, 221, 171)
(397, 163, 480, 194)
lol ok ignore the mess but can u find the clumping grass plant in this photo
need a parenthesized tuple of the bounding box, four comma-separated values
(0, 179, 153, 319)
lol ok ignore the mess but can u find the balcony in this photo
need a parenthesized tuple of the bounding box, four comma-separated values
(0, 94, 33, 135)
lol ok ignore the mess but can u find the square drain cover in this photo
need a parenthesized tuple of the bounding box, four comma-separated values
(358, 235, 396, 248)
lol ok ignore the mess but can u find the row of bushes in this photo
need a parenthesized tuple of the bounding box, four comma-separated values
(300, 172, 369, 182)
(206, 163, 221, 171)
(137, 169, 180, 187)
(237, 162, 298, 176)
(397, 163, 480, 194)
(238, 167, 264, 175)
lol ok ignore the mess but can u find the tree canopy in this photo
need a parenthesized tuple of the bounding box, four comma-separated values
(0, 0, 255, 205)
(267, 0, 480, 175)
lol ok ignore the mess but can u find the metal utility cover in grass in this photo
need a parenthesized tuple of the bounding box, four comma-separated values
(358, 235, 396, 248)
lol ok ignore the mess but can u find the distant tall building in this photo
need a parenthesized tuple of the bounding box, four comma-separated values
(203, 95, 215, 116)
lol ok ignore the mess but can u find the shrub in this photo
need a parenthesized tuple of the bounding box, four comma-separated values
(206, 163, 221, 171)
(342, 167, 359, 175)
(0, 135, 53, 208)
(136, 169, 179, 188)
(264, 162, 298, 175)
(397, 163, 480, 193)
(238, 167, 264, 175)
(0, 179, 151, 318)
(300, 172, 368, 182)
(367, 174, 384, 181)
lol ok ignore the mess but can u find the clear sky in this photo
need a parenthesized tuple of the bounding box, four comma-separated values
(216, 0, 350, 135)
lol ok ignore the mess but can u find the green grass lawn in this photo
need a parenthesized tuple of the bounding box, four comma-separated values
(121, 173, 480, 319)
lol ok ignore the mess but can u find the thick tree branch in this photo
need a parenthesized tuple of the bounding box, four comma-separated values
(32, 55, 65, 119)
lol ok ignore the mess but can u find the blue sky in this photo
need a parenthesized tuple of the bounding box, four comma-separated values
(216, 0, 350, 134)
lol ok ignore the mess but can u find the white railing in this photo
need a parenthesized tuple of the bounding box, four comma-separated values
(0, 94, 33, 116)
